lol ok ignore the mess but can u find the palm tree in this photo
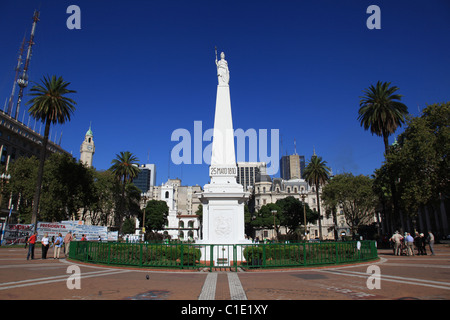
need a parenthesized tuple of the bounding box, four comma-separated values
(358, 81, 408, 223)
(109, 151, 141, 231)
(358, 81, 408, 155)
(27, 75, 76, 230)
(303, 153, 331, 240)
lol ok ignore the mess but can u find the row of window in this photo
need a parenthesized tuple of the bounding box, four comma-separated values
(256, 186, 312, 193)
(256, 197, 316, 206)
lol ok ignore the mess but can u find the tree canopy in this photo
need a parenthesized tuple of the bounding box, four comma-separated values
(321, 173, 376, 235)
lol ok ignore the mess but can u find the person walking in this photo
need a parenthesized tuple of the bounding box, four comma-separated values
(26, 232, 37, 260)
(64, 231, 73, 258)
(390, 231, 403, 256)
(41, 233, 50, 259)
(53, 233, 63, 259)
(405, 233, 415, 256)
(427, 231, 435, 256)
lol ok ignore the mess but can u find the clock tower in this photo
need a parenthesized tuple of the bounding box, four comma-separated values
(80, 125, 95, 167)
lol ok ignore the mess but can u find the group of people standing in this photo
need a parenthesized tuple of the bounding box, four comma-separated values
(390, 230, 435, 256)
(26, 231, 87, 260)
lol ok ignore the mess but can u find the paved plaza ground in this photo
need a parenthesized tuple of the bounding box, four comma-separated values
(0, 243, 449, 304)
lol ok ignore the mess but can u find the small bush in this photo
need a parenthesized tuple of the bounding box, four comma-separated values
(243, 246, 264, 266)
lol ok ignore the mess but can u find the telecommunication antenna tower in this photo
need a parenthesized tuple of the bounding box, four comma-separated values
(6, 36, 26, 116)
(15, 10, 40, 121)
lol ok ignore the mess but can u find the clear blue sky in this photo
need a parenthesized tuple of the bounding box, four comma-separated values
(1, 0, 449, 187)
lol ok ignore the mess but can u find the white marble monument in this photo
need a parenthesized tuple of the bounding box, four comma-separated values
(197, 49, 250, 249)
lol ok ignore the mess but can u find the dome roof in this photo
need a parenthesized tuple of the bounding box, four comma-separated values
(86, 125, 93, 136)
(255, 172, 272, 183)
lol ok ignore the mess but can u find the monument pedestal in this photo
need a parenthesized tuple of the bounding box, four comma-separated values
(198, 179, 249, 244)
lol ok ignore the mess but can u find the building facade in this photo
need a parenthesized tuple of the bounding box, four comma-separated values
(251, 167, 344, 240)
(280, 154, 305, 180)
(0, 111, 70, 169)
(133, 164, 156, 193)
(236, 162, 266, 191)
(142, 178, 202, 240)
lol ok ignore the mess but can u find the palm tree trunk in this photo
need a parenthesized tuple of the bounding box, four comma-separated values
(383, 132, 390, 156)
(31, 120, 50, 231)
(384, 132, 400, 230)
(118, 176, 126, 233)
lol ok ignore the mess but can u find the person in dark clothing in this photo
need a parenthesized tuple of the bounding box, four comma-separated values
(418, 233, 427, 255)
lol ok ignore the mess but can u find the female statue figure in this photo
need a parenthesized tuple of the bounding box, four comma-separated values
(215, 49, 230, 86)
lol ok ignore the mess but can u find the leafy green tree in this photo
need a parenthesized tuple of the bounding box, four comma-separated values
(303, 154, 331, 240)
(27, 75, 76, 230)
(2, 156, 38, 223)
(4, 153, 94, 224)
(85, 170, 119, 226)
(122, 217, 136, 235)
(276, 196, 319, 235)
(372, 166, 394, 234)
(252, 203, 282, 234)
(39, 153, 95, 222)
(383, 102, 450, 229)
(321, 173, 377, 236)
(142, 200, 169, 232)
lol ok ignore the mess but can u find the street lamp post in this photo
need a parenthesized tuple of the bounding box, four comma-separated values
(300, 190, 308, 240)
(140, 193, 148, 238)
(0, 173, 11, 208)
(271, 209, 277, 241)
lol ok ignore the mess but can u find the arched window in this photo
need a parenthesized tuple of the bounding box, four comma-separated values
(188, 220, 194, 228)
(165, 191, 169, 198)
(179, 221, 184, 228)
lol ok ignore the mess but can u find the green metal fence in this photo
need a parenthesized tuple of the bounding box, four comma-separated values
(69, 240, 378, 271)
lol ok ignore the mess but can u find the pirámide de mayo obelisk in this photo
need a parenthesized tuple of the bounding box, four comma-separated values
(197, 49, 250, 249)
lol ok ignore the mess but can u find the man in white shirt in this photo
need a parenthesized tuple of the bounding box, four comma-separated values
(390, 231, 403, 256)
(41, 233, 49, 259)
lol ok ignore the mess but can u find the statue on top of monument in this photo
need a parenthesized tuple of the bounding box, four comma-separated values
(215, 47, 230, 86)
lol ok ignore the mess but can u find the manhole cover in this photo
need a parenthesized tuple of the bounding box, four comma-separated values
(124, 290, 170, 300)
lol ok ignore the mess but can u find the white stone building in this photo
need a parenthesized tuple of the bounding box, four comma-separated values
(142, 178, 202, 240)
